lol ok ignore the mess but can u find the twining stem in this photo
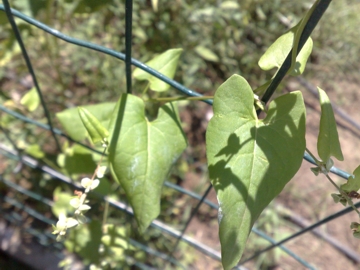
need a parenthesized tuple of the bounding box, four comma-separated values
(305, 147, 320, 164)
(145, 96, 213, 103)
(142, 83, 150, 95)
(102, 200, 110, 230)
(326, 172, 360, 216)
(305, 147, 360, 216)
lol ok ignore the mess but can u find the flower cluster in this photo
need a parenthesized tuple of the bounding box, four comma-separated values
(52, 166, 106, 241)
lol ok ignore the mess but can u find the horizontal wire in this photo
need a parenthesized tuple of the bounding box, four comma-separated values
(0, 144, 226, 266)
(0, 174, 185, 268)
(0, 5, 210, 105)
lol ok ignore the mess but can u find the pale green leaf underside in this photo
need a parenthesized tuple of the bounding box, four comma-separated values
(56, 102, 116, 141)
(133, 48, 183, 92)
(206, 75, 306, 269)
(341, 165, 360, 192)
(258, 24, 313, 76)
(317, 87, 344, 162)
(108, 94, 187, 233)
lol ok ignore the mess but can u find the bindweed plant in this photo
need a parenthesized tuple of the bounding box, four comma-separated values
(46, 1, 360, 269)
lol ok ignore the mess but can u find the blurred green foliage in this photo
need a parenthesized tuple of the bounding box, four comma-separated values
(1, 0, 359, 103)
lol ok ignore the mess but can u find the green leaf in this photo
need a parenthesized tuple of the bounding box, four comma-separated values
(258, 24, 313, 76)
(206, 75, 306, 269)
(317, 87, 344, 162)
(133, 48, 183, 92)
(341, 165, 360, 193)
(108, 94, 187, 233)
(64, 220, 102, 265)
(25, 144, 44, 159)
(291, 0, 319, 72)
(56, 102, 115, 141)
(20, 87, 39, 112)
(57, 145, 97, 176)
(52, 187, 73, 217)
(78, 107, 109, 146)
(194, 46, 219, 62)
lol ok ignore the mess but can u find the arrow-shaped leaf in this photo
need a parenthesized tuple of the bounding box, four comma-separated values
(258, 24, 312, 76)
(206, 75, 306, 269)
(317, 87, 343, 162)
(108, 94, 187, 233)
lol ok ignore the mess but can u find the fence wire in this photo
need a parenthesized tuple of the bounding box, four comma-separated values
(0, 1, 359, 269)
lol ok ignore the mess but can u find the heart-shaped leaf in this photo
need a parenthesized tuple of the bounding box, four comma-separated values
(317, 87, 343, 162)
(206, 75, 306, 269)
(108, 94, 187, 233)
(133, 48, 183, 92)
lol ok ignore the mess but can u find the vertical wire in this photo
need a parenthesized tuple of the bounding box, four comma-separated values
(125, 0, 133, 94)
(166, 183, 213, 266)
(2, 0, 61, 152)
(0, 125, 23, 173)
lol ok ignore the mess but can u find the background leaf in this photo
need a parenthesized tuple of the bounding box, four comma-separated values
(20, 87, 39, 111)
(108, 94, 187, 233)
(133, 48, 183, 92)
(206, 75, 306, 269)
(56, 102, 115, 141)
(317, 87, 344, 162)
(194, 45, 219, 62)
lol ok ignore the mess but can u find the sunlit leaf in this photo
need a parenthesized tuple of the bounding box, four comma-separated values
(133, 48, 183, 92)
(258, 24, 312, 76)
(317, 87, 343, 162)
(25, 144, 45, 158)
(108, 94, 187, 233)
(206, 75, 306, 269)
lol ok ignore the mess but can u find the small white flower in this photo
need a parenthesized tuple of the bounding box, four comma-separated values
(90, 179, 100, 190)
(96, 166, 107, 178)
(66, 218, 79, 228)
(78, 204, 91, 211)
(70, 198, 81, 208)
(81, 177, 92, 189)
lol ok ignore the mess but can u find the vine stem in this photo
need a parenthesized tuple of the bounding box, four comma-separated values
(326, 174, 360, 217)
(305, 147, 320, 164)
(305, 147, 360, 216)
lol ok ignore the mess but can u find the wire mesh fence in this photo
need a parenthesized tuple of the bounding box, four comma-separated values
(0, 1, 359, 269)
